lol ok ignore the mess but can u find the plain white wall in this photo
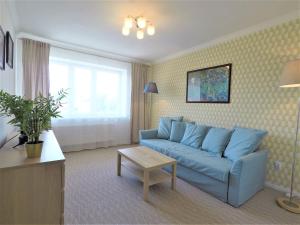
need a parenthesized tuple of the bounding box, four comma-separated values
(0, 0, 16, 147)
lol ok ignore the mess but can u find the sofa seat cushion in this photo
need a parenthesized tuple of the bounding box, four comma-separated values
(141, 139, 232, 183)
(164, 143, 232, 182)
(140, 139, 178, 154)
(165, 142, 199, 156)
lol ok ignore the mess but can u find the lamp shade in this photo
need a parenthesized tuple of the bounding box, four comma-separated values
(280, 59, 300, 88)
(144, 82, 158, 93)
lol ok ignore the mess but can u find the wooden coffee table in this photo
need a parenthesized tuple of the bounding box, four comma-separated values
(117, 146, 177, 201)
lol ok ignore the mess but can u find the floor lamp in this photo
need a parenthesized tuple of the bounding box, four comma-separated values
(144, 82, 158, 129)
(277, 59, 300, 214)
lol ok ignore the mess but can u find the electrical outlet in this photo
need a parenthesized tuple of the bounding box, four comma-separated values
(274, 160, 282, 171)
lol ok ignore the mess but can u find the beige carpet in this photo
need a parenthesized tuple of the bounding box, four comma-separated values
(64, 147, 300, 224)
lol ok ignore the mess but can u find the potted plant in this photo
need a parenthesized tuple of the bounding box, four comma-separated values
(0, 91, 32, 143)
(0, 90, 66, 158)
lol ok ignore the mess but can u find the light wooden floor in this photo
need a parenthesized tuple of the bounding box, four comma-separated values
(64, 147, 300, 224)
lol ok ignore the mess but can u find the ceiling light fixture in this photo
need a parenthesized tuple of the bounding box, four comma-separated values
(122, 16, 155, 40)
(136, 29, 144, 40)
(124, 17, 133, 29)
(147, 24, 155, 36)
(122, 26, 130, 36)
(137, 17, 146, 29)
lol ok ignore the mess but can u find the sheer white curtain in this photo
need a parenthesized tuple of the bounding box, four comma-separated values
(49, 47, 131, 152)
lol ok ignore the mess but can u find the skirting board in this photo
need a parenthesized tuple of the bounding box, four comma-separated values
(265, 181, 300, 198)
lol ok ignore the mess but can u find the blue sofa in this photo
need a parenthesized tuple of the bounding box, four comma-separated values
(139, 120, 268, 207)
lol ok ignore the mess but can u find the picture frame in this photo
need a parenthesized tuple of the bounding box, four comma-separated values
(186, 64, 232, 103)
(0, 26, 5, 70)
(6, 31, 13, 69)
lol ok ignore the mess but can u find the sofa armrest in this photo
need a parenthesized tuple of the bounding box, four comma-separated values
(228, 150, 268, 207)
(139, 129, 158, 140)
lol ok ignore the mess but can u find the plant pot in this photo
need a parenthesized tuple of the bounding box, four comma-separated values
(25, 141, 43, 158)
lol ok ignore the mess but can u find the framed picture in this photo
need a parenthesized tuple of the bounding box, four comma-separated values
(0, 26, 5, 70)
(186, 64, 232, 103)
(6, 31, 13, 68)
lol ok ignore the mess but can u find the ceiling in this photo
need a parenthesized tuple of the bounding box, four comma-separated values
(10, 0, 299, 63)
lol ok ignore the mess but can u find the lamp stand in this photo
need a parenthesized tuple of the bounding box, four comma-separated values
(276, 98, 300, 214)
(148, 93, 152, 129)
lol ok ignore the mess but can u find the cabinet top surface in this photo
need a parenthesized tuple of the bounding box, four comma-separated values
(0, 130, 65, 169)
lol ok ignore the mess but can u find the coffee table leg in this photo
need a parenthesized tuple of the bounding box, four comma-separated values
(117, 153, 121, 176)
(171, 163, 176, 190)
(143, 170, 149, 201)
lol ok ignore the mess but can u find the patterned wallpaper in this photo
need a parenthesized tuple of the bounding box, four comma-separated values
(150, 19, 300, 192)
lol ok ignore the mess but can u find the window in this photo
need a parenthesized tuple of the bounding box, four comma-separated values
(49, 55, 131, 119)
(49, 48, 132, 151)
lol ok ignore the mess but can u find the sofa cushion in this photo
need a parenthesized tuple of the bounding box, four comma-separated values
(170, 121, 194, 143)
(202, 127, 232, 156)
(163, 142, 232, 182)
(181, 124, 210, 148)
(224, 127, 267, 161)
(157, 116, 183, 139)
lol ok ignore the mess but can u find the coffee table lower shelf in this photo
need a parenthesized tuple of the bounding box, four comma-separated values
(117, 147, 177, 201)
(121, 161, 171, 186)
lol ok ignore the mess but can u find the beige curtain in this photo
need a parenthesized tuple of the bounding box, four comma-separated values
(131, 63, 149, 143)
(22, 39, 50, 99)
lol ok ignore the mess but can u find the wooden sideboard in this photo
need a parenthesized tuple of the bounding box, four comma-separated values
(0, 130, 65, 224)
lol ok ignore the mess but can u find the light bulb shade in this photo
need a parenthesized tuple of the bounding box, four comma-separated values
(147, 24, 155, 35)
(280, 59, 300, 88)
(122, 26, 130, 36)
(136, 29, 144, 39)
(144, 82, 158, 93)
(124, 17, 133, 29)
(137, 17, 146, 29)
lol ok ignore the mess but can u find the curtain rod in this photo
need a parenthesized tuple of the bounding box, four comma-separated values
(50, 44, 150, 66)
(52, 45, 150, 67)
(51, 45, 134, 65)
(18, 33, 150, 66)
